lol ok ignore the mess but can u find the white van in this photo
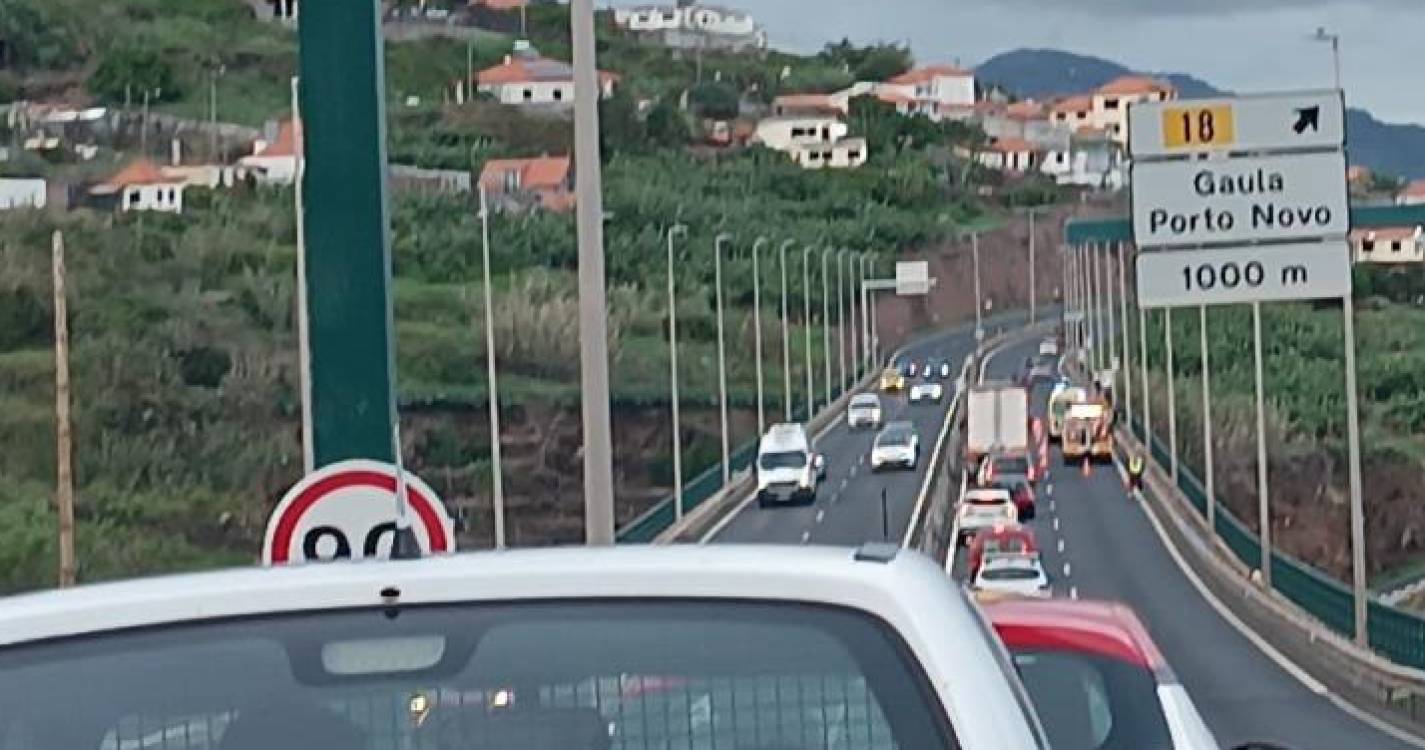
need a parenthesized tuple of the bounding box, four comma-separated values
(756, 423, 825, 507)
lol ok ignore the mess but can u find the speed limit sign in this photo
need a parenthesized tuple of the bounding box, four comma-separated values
(262, 459, 456, 565)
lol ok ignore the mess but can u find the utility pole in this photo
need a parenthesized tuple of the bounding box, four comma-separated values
(837, 249, 847, 391)
(51, 231, 76, 588)
(751, 237, 768, 436)
(667, 225, 688, 520)
(821, 247, 832, 407)
(478, 186, 506, 549)
(1117, 243, 1132, 428)
(971, 233, 983, 349)
(572, 0, 617, 544)
(714, 233, 732, 486)
(803, 245, 814, 418)
(1028, 209, 1037, 325)
(780, 239, 794, 421)
(291, 76, 314, 474)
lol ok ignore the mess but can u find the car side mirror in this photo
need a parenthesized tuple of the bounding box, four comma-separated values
(813, 454, 827, 478)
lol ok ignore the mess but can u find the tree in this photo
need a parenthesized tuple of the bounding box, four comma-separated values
(89, 44, 180, 103)
(645, 99, 688, 148)
(599, 89, 644, 155)
(689, 82, 740, 121)
(852, 46, 912, 82)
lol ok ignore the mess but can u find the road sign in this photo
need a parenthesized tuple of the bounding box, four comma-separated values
(895, 261, 932, 295)
(1131, 150, 1348, 248)
(1129, 90, 1345, 157)
(262, 459, 456, 565)
(1135, 240, 1350, 308)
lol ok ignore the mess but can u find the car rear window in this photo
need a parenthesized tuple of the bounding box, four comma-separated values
(1008, 649, 1172, 750)
(981, 567, 1041, 581)
(0, 601, 957, 750)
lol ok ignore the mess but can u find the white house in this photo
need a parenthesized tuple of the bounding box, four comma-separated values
(977, 137, 1041, 173)
(879, 65, 976, 117)
(1041, 129, 1127, 190)
(0, 178, 46, 210)
(1400, 180, 1425, 206)
(1049, 76, 1176, 145)
(239, 119, 301, 185)
(91, 159, 187, 214)
(752, 115, 849, 152)
(1352, 226, 1424, 264)
(789, 137, 868, 170)
(474, 42, 617, 107)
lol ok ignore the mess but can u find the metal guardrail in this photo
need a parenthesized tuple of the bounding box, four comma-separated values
(1130, 417, 1425, 671)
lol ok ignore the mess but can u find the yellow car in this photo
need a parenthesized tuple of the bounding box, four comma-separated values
(880, 368, 906, 392)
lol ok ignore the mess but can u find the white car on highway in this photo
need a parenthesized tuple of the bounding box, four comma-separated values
(871, 421, 920, 471)
(957, 487, 1019, 545)
(846, 393, 883, 429)
(908, 378, 945, 404)
(0, 545, 1051, 749)
(973, 552, 1051, 598)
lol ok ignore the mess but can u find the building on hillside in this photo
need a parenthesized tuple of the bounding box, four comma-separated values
(262, 0, 298, 22)
(471, 41, 618, 107)
(1399, 180, 1425, 206)
(878, 65, 976, 120)
(612, 2, 767, 51)
(771, 93, 845, 118)
(238, 119, 301, 185)
(391, 165, 473, 195)
(789, 137, 868, 170)
(977, 137, 1041, 173)
(1352, 226, 1423, 264)
(1041, 128, 1126, 190)
(1047, 76, 1176, 145)
(89, 159, 187, 214)
(478, 155, 574, 213)
(0, 178, 47, 210)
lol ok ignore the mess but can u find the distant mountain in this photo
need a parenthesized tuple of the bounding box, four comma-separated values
(977, 48, 1425, 180)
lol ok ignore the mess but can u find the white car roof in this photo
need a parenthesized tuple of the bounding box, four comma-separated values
(760, 423, 809, 452)
(0, 545, 1045, 748)
(850, 394, 880, 405)
(964, 488, 1013, 502)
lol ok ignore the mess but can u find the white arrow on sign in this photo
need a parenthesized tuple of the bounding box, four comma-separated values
(1135, 241, 1350, 309)
(262, 459, 456, 565)
(1131, 150, 1348, 249)
(1128, 89, 1345, 158)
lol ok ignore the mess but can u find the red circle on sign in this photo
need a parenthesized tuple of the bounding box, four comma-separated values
(268, 469, 451, 564)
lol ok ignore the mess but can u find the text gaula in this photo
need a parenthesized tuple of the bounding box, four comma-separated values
(1147, 167, 1335, 236)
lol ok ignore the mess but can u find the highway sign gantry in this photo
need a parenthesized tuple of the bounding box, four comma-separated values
(1135, 240, 1350, 309)
(1130, 150, 1349, 248)
(262, 459, 456, 565)
(1129, 89, 1345, 157)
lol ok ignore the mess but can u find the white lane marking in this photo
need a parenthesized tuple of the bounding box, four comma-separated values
(840, 478, 849, 490)
(1047, 483, 1054, 496)
(800, 530, 811, 544)
(1057, 539, 1066, 553)
(1062, 562, 1072, 578)
(816, 509, 825, 524)
(1070, 586, 1079, 600)
(700, 491, 760, 542)
(1050, 499, 1057, 513)
(1053, 517, 1061, 532)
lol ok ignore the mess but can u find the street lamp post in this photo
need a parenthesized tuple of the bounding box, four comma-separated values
(822, 247, 833, 407)
(838, 249, 848, 391)
(751, 237, 769, 436)
(667, 224, 688, 520)
(477, 186, 506, 549)
(779, 239, 795, 421)
(803, 245, 814, 418)
(714, 233, 733, 486)
(1028, 209, 1037, 325)
(971, 233, 984, 352)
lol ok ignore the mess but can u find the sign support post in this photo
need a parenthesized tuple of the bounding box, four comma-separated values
(1201, 305, 1217, 534)
(1118, 243, 1133, 427)
(1165, 307, 1178, 484)
(1344, 293, 1368, 644)
(1253, 302, 1272, 588)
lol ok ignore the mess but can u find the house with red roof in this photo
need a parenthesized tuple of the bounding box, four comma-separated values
(1351, 226, 1423, 264)
(1046, 77, 1175, 146)
(976, 137, 1042, 174)
(877, 64, 976, 121)
(89, 159, 188, 213)
(239, 119, 302, 185)
(1399, 179, 1425, 206)
(472, 41, 617, 108)
(478, 155, 575, 213)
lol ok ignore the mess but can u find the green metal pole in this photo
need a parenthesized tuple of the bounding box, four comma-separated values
(298, 0, 397, 465)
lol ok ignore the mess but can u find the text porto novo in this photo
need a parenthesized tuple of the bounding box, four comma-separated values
(1145, 166, 1335, 237)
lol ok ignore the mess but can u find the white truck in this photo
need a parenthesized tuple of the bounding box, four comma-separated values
(756, 423, 825, 507)
(964, 382, 1029, 473)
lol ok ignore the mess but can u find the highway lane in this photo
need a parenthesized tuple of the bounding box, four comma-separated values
(968, 333, 1415, 750)
(710, 315, 1023, 546)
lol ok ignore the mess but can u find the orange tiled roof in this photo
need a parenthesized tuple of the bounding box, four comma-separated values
(1007, 100, 1045, 120)
(479, 156, 572, 191)
(254, 119, 302, 158)
(1096, 75, 1174, 96)
(989, 137, 1037, 154)
(888, 64, 973, 85)
(101, 159, 173, 188)
(478, 55, 617, 86)
(875, 91, 916, 106)
(1402, 179, 1425, 199)
(1352, 226, 1421, 243)
(1050, 95, 1093, 113)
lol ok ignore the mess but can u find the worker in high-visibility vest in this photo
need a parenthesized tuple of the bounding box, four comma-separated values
(1128, 453, 1145, 494)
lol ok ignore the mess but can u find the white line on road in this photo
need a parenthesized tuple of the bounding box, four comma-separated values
(816, 509, 825, 524)
(1057, 539, 1066, 553)
(800, 530, 811, 544)
(849, 465, 858, 477)
(1062, 562, 1072, 578)
(1070, 586, 1079, 600)
(1047, 483, 1054, 496)
(1050, 499, 1057, 513)
(840, 478, 849, 489)
(1052, 517, 1060, 531)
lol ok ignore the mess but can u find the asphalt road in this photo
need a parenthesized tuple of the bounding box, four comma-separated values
(709, 315, 1021, 546)
(961, 334, 1416, 750)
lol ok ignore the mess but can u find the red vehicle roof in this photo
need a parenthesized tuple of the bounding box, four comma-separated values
(983, 599, 1173, 679)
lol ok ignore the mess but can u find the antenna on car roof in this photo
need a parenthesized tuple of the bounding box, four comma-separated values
(390, 424, 423, 560)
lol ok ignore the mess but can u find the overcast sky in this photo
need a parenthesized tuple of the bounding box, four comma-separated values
(719, 0, 1425, 125)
